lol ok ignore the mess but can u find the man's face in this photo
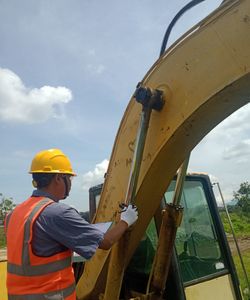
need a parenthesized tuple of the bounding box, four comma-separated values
(54, 174, 73, 200)
(61, 174, 73, 199)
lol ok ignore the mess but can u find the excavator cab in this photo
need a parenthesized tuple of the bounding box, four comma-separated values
(88, 173, 241, 299)
(166, 175, 227, 284)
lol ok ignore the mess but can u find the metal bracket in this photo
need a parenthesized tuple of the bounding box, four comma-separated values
(134, 83, 165, 111)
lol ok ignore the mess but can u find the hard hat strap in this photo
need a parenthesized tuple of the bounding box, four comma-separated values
(63, 176, 69, 199)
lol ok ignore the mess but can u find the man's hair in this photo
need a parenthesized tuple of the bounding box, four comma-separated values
(32, 173, 56, 189)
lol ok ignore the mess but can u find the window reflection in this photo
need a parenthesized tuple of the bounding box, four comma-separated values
(165, 180, 226, 283)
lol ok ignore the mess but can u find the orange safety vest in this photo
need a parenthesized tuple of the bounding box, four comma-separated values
(5, 196, 76, 300)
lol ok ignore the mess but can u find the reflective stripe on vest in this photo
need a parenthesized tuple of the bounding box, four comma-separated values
(7, 198, 72, 276)
(8, 283, 75, 300)
(8, 256, 72, 276)
(6, 197, 75, 299)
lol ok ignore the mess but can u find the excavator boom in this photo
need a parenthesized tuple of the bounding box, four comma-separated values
(76, 0, 250, 299)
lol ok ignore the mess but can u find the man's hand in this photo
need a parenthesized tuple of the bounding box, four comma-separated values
(120, 204, 138, 227)
(99, 204, 139, 250)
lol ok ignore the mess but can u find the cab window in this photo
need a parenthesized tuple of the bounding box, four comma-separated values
(165, 180, 226, 283)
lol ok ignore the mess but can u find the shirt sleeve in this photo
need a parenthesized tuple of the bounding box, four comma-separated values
(37, 202, 105, 259)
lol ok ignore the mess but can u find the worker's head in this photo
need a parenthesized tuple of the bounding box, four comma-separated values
(29, 149, 76, 200)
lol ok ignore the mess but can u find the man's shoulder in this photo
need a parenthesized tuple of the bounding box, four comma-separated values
(41, 201, 76, 218)
(37, 200, 88, 230)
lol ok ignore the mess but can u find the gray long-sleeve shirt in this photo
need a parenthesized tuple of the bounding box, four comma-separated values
(32, 190, 104, 260)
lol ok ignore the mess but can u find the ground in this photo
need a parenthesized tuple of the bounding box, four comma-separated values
(0, 237, 249, 260)
(0, 248, 6, 261)
(228, 236, 250, 254)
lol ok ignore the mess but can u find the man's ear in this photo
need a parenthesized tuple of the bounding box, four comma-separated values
(54, 174, 62, 184)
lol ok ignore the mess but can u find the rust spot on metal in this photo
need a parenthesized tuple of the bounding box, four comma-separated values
(114, 160, 120, 167)
(243, 15, 250, 24)
(128, 140, 135, 152)
(160, 126, 170, 133)
(143, 152, 152, 162)
(126, 158, 132, 166)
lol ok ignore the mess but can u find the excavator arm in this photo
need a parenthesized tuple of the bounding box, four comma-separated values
(76, 0, 250, 299)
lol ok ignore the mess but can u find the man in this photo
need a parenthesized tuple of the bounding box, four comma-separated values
(5, 148, 138, 300)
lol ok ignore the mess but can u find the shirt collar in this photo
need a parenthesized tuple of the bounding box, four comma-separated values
(32, 189, 58, 202)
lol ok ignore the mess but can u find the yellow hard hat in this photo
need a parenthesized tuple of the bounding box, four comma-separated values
(29, 149, 76, 176)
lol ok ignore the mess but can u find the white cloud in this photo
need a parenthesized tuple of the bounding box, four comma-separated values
(219, 104, 250, 132)
(209, 104, 250, 142)
(0, 67, 72, 123)
(190, 104, 250, 204)
(223, 139, 250, 162)
(207, 105, 250, 163)
(82, 159, 109, 191)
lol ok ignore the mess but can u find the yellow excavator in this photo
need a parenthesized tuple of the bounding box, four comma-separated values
(82, 172, 246, 300)
(1, 0, 250, 299)
(75, 0, 250, 299)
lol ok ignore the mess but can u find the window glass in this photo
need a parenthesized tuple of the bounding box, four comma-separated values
(95, 194, 101, 207)
(165, 180, 226, 283)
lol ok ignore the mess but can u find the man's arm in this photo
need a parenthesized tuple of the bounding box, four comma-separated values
(99, 204, 138, 250)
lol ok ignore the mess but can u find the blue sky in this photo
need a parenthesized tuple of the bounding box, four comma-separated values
(1, 0, 249, 211)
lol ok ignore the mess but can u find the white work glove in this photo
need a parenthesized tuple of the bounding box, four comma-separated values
(120, 204, 138, 227)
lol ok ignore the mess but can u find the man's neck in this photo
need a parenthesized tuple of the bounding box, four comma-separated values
(32, 189, 59, 202)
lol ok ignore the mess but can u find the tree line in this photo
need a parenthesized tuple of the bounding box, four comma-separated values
(233, 181, 250, 214)
(0, 181, 250, 223)
(0, 194, 16, 224)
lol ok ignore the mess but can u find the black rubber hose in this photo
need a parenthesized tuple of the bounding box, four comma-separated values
(160, 0, 206, 57)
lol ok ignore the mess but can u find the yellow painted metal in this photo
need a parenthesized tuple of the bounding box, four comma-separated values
(0, 261, 7, 300)
(185, 274, 237, 300)
(76, 0, 250, 298)
(147, 205, 183, 296)
(103, 233, 127, 300)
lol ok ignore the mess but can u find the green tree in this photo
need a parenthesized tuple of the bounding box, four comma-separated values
(0, 193, 16, 223)
(233, 182, 250, 214)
